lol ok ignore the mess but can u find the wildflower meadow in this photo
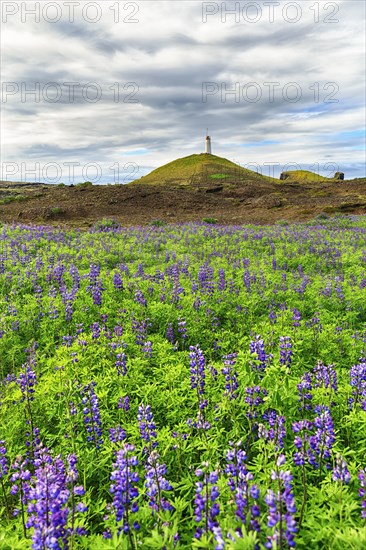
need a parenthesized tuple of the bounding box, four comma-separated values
(0, 217, 366, 549)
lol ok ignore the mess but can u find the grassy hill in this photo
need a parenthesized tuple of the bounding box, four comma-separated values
(0, 158, 364, 226)
(280, 170, 339, 183)
(130, 153, 276, 187)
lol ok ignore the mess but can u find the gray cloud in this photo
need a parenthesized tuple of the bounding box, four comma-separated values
(1, 0, 365, 182)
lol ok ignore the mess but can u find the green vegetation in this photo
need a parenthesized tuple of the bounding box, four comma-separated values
(130, 153, 276, 187)
(0, 194, 27, 205)
(202, 217, 218, 224)
(76, 181, 93, 187)
(93, 218, 121, 231)
(210, 173, 230, 179)
(280, 171, 336, 183)
(47, 206, 64, 218)
(149, 219, 167, 227)
(0, 217, 366, 548)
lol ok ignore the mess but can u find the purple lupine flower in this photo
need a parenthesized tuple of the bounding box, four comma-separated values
(292, 308, 301, 328)
(198, 264, 214, 294)
(135, 263, 145, 278)
(193, 296, 202, 309)
(250, 336, 273, 377)
(65, 302, 73, 322)
(306, 312, 322, 335)
(137, 404, 158, 448)
(26, 446, 70, 549)
(17, 363, 37, 404)
(222, 353, 239, 400)
(308, 406, 335, 470)
(243, 269, 251, 292)
(144, 450, 173, 513)
(194, 464, 223, 549)
(110, 444, 139, 534)
(69, 264, 80, 289)
(63, 335, 74, 347)
(297, 372, 313, 412)
(218, 268, 226, 291)
(209, 364, 218, 381)
(114, 324, 123, 338)
(25, 427, 41, 461)
(2, 373, 16, 385)
(269, 310, 277, 325)
(225, 441, 260, 533)
(0, 440, 8, 480)
(187, 410, 211, 431)
(134, 289, 147, 307)
(69, 401, 77, 416)
(118, 396, 130, 411)
(322, 281, 332, 297)
(92, 280, 104, 306)
(115, 352, 127, 376)
(91, 322, 101, 340)
(279, 337, 292, 370)
(109, 425, 127, 444)
(259, 410, 286, 451)
(177, 318, 187, 340)
(66, 454, 87, 536)
(332, 454, 351, 484)
(358, 469, 366, 519)
(245, 386, 268, 420)
(131, 318, 149, 346)
(86, 264, 104, 306)
(189, 345, 206, 396)
(88, 263, 100, 284)
(66, 453, 82, 488)
(226, 442, 247, 493)
(265, 456, 297, 549)
(53, 263, 66, 286)
(170, 266, 185, 304)
(313, 361, 338, 393)
(0, 439, 10, 515)
(187, 346, 211, 430)
(166, 323, 175, 344)
(80, 382, 103, 449)
(292, 420, 313, 466)
(208, 311, 219, 328)
(10, 454, 32, 525)
(142, 341, 153, 359)
(334, 279, 344, 301)
(349, 362, 366, 411)
(113, 271, 124, 290)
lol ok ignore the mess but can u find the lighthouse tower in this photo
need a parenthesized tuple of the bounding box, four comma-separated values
(205, 131, 212, 154)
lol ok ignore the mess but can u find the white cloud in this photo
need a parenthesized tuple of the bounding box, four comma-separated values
(1, 0, 365, 182)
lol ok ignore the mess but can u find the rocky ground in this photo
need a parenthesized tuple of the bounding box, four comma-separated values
(0, 178, 365, 227)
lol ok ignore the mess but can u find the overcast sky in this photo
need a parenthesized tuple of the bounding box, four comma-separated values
(1, 0, 365, 183)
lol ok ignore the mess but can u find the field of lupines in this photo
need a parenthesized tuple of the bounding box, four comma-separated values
(0, 217, 366, 550)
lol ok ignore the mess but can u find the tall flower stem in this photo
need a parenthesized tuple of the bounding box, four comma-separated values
(124, 453, 135, 550)
(20, 483, 27, 537)
(0, 477, 9, 517)
(299, 463, 307, 529)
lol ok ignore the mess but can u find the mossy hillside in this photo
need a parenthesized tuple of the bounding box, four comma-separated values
(130, 153, 276, 187)
(280, 170, 337, 183)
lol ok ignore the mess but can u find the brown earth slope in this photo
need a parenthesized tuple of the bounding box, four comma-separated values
(0, 177, 365, 227)
(0, 154, 365, 226)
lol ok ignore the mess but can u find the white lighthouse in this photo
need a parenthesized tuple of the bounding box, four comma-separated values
(205, 131, 212, 154)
